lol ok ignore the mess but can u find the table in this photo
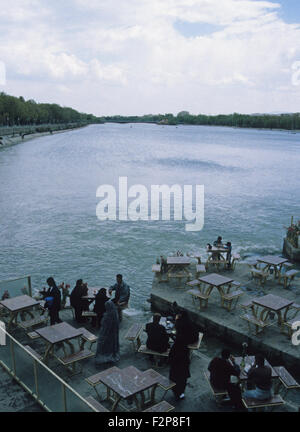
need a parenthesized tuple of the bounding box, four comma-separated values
(0, 295, 40, 331)
(81, 287, 110, 300)
(188, 273, 234, 310)
(166, 257, 191, 280)
(86, 366, 163, 411)
(252, 294, 294, 328)
(206, 246, 229, 270)
(35, 322, 83, 363)
(257, 256, 288, 279)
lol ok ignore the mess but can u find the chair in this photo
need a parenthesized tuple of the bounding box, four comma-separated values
(187, 283, 214, 309)
(242, 394, 284, 411)
(219, 287, 244, 312)
(273, 366, 300, 397)
(278, 269, 299, 289)
(196, 264, 206, 278)
(282, 304, 300, 338)
(241, 309, 275, 335)
(125, 323, 143, 352)
(231, 254, 241, 270)
(251, 268, 269, 286)
(204, 372, 228, 404)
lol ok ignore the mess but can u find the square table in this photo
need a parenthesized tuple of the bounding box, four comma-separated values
(35, 322, 83, 363)
(252, 294, 294, 327)
(190, 273, 235, 310)
(166, 257, 191, 280)
(0, 295, 40, 331)
(199, 273, 234, 288)
(86, 366, 161, 411)
(257, 256, 288, 279)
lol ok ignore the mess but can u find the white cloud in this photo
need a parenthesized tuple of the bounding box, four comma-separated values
(1, 0, 300, 115)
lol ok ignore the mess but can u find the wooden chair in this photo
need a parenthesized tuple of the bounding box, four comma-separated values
(282, 302, 300, 335)
(85, 396, 109, 412)
(188, 332, 203, 358)
(58, 349, 94, 375)
(196, 264, 206, 278)
(138, 345, 170, 367)
(143, 401, 174, 412)
(251, 268, 269, 286)
(242, 394, 284, 411)
(273, 366, 300, 397)
(18, 315, 49, 331)
(278, 269, 299, 289)
(220, 289, 244, 312)
(187, 284, 213, 309)
(204, 372, 228, 404)
(231, 253, 241, 270)
(125, 323, 143, 352)
(24, 345, 43, 361)
(219, 281, 244, 311)
(27, 331, 40, 340)
(152, 264, 164, 282)
(78, 327, 98, 350)
(241, 307, 275, 335)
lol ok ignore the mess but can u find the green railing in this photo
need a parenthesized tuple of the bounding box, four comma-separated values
(0, 276, 32, 299)
(0, 325, 97, 412)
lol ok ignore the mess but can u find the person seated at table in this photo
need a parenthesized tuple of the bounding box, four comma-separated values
(213, 236, 223, 247)
(212, 236, 223, 260)
(58, 282, 71, 309)
(145, 313, 170, 354)
(242, 354, 272, 401)
(44, 277, 62, 325)
(95, 299, 120, 365)
(173, 310, 198, 345)
(109, 274, 130, 321)
(1, 290, 10, 300)
(70, 279, 87, 323)
(92, 288, 109, 328)
(169, 334, 190, 401)
(208, 348, 240, 391)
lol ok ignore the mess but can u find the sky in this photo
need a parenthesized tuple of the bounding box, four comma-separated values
(1, 0, 300, 116)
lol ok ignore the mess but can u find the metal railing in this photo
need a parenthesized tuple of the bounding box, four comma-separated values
(0, 324, 97, 412)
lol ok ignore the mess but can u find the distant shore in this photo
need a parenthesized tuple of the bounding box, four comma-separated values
(0, 124, 88, 149)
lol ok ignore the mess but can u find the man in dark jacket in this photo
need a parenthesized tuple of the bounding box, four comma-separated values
(45, 277, 61, 325)
(145, 313, 169, 353)
(208, 348, 240, 390)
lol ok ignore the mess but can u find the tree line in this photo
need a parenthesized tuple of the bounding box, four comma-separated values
(104, 111, 300, 130)
(0, 92, 103, 126)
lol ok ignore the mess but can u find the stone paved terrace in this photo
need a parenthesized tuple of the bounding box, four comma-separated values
(1, 266, 300, 413)
(151, 262, 300, 377)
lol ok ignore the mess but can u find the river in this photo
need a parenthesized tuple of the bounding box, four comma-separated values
(0, 123, 299, 308)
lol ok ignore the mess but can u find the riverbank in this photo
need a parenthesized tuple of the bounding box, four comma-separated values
(0, 124, 89, 149)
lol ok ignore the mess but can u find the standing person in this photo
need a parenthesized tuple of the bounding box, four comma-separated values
(45, 277, 61, 325)
(70, 279, 85, 323)
(174, 310, 198, 344)
(92, 288, 109, 328)
(95, 300, 120, 365)
(169, 335, 190, 401)
(109, 274, 130, 321)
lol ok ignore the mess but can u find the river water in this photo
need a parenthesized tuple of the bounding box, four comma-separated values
(0, 123, 299, 308)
